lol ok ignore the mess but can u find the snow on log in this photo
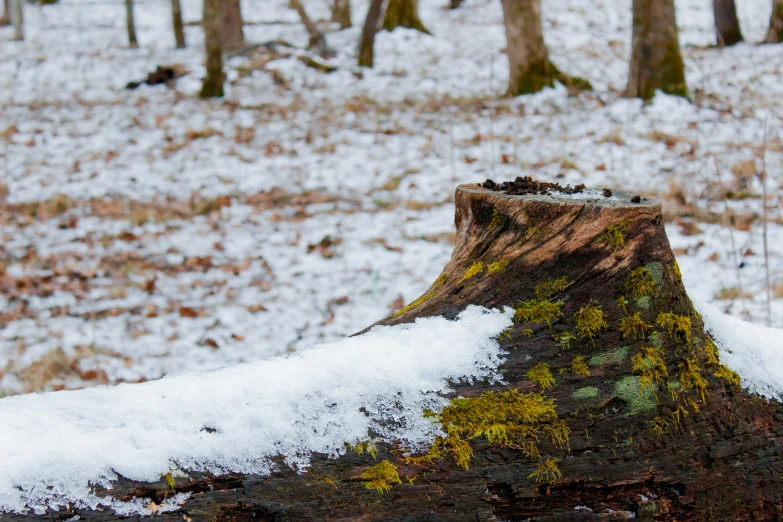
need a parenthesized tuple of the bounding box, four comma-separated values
(3, 182, 783, 521)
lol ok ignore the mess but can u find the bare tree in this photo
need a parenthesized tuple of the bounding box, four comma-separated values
(501, 0, 589, 96)
(11, 0, 22, 41)
(766, 0, 783, 43)
(171, 0, 186, 48)
(331, 0, 351, 29)
(449, 0, 462, 8)
(200, 0, 225, 98)
(383, 0, 428, 34)
(1, 0, 10, 26)
(626, 0, 687, 99)
(290, 0, 334, 57)
(221, 0, 244, 52)
(714, 0, 743, 46)
(358, 0, 386, 67)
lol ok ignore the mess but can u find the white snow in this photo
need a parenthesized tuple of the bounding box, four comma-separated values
(696, 298, 783, 400)
(0, 305, 512, 515)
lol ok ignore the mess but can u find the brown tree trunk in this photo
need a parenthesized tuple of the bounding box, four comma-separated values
(450, 0, 462, 8)
(331, 0, 351, 29)
(220, 0, 244, 53)
(8, 183, 783, 521)
(383, 0, 429, 34)
(290, 0, 334, 57)
(125, 0, 138, 48)
(0, 0, 10, 26)
(200, 0, 225, 98)
(766, 0, 783, 43)
(358, 0, 386, 67)
(171, 0, 186, 48)
(627, 0, 687, 99)
(714, 0, 743, 46)
(501, 0, 590, 96)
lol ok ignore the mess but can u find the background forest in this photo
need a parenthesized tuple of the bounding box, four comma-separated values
(0, 0, 782, 397)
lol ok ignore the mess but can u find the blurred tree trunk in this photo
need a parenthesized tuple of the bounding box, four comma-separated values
(290, 0, 334, 56)
(0, 0, 10, 26)
(501, 0, 590, 96)
(626, 0, 687, 99)
(450, 0, 462, 8)
(766, 0, 783, 43)
(11, 0, 22, 40)
(383, 0, 428, 34)
(331, 0, 351, 29)
(171, 0, 186, 48)
(125, 0, 138, 48)
(220, 0, 244, 52)
(358, 0, 386, 67)
(200, 0, 225, 98)
(713, 0, 743, 46)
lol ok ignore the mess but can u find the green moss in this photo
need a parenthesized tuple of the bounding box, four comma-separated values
(515, 299, 564, 328)
(570, 356, 590, 377)
(348, 439, 378, 459)
(589, 346, 629, 366)
(527, 363, 556, 390)
(552, 330, 576, 350)
(572, 386, 599, 400)
(528, 458, 562, 483)
(618, 311, 651, 340)
(535, 277, 569, 300)
(487, 259, 510, 275)
(678, 356, 708, 401)
(488, 210, 504, 230)
(614, 376, 657, 414)
(650, 417, 669, 438)
(631, 347, 668, 391)
(459, 261, 484, 283)
(713, 364, 741, 387)
(362, 460, 402, 494)
(596, 219, 631, 252)
(645, 262, 665, 286)
(408, 390, 568, 469)
(394, 291, 436, 317)
(575, 300, 608, 342)
(624, 267, 658, 300)
(656, 312, 692, 344)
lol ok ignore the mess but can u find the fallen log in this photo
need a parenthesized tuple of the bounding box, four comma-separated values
(7, 182, 783, 521)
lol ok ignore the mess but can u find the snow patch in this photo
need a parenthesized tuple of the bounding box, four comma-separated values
(0, 306, 512, 515)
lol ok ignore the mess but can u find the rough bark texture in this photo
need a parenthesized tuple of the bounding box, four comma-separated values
(290, 0, 334, 57)
(125, 0, 138, 48)
(501, 0, 590, 97)
(358, 0, 386, 68)
(767, 0, 783, 43)
(171, 0, 186, 48)
(627, 0, 687, 100)
(713, 0, 743, 46)
(383, 0, 429, 34)
(220, 0, 244, 53)
(200, 0, 225, 98)
(331, 0, 351, 29)
(7, 184, 783, 521)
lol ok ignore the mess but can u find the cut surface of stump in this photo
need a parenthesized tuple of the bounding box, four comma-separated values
(5, 183, 783, 521)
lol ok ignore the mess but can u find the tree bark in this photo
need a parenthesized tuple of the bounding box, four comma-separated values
(125, 0, 138, 48)
(8, 183, 783, 521)
(358, 0, 386, 68)
(626, 0, 687, 99)
(220, 0, 244, 53)
(383, 0, 429, 34)
(0, 0, 10, 26)
(766, 0, 783, 43)
(501, 0, 590, 96)
(331, 0, 351, 29)
(713, 0, 743, 46)
(450, 0, 462, 8)
(200, 0, 225, 98)
(171, 0, 186, 48)
(290, 0, 334, 57)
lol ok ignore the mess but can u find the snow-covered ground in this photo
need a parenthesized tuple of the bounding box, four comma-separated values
(1, 0, 782, 396)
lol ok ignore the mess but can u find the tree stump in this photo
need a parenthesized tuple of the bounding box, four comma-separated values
(8, 184, 783, 521)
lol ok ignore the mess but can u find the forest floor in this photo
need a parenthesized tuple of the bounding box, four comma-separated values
(0, 0, 782, 395)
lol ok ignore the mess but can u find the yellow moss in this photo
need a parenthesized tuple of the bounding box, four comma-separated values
(487, 259, 510, 275)
(624, 267, 658, 300)
(522, 328, 533, 337)
(713, 364, 741, 387)
(409, 390, 568, 470)
(434, 273, 449, 287)
(488, 209, 504, 230)
(552, 331, 576, 350)
(656, 312, 692, 344)
(668, 260, 683, 282)
(163, 473, 176, 488)
(515, 299, 564, 328)
(323, 477, 336, 486)
(616, 296, 629, 314)
(596, 219, 631, 252)
(348, 439, 378, 459)
(535, 277, 569, 300)
(575, 300, 608, 342)
(570, 356, 590, 377)
(704, 339, 720, 366)
(362, 460, 402, 494)
(618, 312, 651, 340)
(678, 356, 708, 401)
(631, 347, 668, 391)
(650, 417, 669, 438)
(459, 261, 484, 283)
(670, 403, 689, 426)
(528, 458, 562, 483)
(527, 363, 556, 390)
(394, 291, 436, 317)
